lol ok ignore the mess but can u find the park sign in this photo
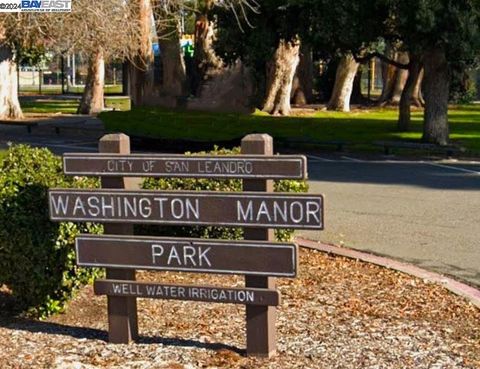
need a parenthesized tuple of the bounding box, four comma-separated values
(47, 133, 325, 357)
(76, 235, 297, 277)
(49, 189, 324, 229)
(62, 153, 307, 179)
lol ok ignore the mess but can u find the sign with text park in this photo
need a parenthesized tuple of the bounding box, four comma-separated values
(76, 235, 297, 277)
(47, 133, 325, 357)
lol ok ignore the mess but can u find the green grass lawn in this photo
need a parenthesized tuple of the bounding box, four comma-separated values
(20, 98, 80, 114)
(19, 84, 123, 95)
(19, 96, 131, 114)
(99, 105, 480, 153)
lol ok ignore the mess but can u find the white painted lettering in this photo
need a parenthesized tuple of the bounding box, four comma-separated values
(290, 201, 304, 223)
(220, 290, 228, 300)
(152, 244, 164, 264)
(51, 195, 69, 215)
(237, 200, 253, 221)
(73, 197, 86, 216)
(153, 197, 168, 217)
(139, 198, 152, 218)
(306, 201, 321, 223)
(178, 287, 186, 298)
(124, 197, 137, 217)
(186, 199, 200, 219)
(107, 160, 115, 172)
(146, 285, 155, 296)
(191, 287, 199, 298)
(183, 245, 197, 266)
(198, 247, 212, 267)
(211, 289, 218, 299)
(171, 199, 184, 219)
(101, 196, 115, 217)
(273, 201, 288, 222)
(87, 197, 100, 217)
(256, 201, 272, 222)
(167, 246, 181, 265)
(238, 290, 246, 302)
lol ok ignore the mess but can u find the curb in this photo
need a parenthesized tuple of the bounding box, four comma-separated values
(295, 237, 480, 309)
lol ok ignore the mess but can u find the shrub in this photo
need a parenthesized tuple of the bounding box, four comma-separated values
(0, 145, 101, 318)
(141, 146, 309, 242)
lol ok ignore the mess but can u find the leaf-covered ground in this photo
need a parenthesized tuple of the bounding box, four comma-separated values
(0, 248, 478, 369)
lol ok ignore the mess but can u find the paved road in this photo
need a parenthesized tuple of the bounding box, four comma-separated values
(1, 121, 479, 286)
(302, 155, 480, 287)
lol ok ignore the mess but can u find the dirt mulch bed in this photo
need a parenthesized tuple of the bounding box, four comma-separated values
(0, 248, 478, 369)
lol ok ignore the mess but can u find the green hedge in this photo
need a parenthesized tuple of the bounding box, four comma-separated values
(0, 145, 101, 318)
(141, 146, 309, 241)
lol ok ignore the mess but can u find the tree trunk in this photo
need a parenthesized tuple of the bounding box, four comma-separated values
(127, 0, 154, 106)
(327, 53, 359, 112)
(0, 44, 23, 120)
(350, 67, 364, 104)
(157, 28, 186, 98)
(77, 50, 105, 115)
(291, 44, 313, 105)
(262, 38, 301, 116)
(193, 1, 223, 96)
(412, 68, 425, 107)
(389, 52, 409, 105)
(398, 54, 423, 131)
(378, 45, 397, 103)
(422, 46, 450, 145)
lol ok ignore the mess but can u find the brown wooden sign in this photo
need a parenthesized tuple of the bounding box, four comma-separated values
(63, 153, 307, 179)
(94, 280, 280, 306)
(49, 189, 324, 229)
(76, 235, 297, 277)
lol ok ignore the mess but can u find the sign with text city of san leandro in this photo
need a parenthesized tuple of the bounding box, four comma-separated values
(0, 0, 71, 12)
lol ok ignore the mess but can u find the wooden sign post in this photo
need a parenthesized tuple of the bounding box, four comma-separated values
(242, 134, 276, 357)
(48, 133, 325, 358)
(99, 134, 138, 343)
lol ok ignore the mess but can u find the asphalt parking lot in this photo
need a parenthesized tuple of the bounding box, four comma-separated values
(303, 155, 480, 287)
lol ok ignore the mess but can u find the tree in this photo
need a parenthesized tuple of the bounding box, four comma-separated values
(298, 0, 389, 112)
(0, 37, 23, 120)
(126, 0, 155, 107)
(0, 1, 143, 117)
(385, 0, 480, 144)
(215, 0, 304, 115)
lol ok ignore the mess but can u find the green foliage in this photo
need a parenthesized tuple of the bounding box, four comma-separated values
(0, 145, 102, 318)
(214, 0, 303, 104)
(296, 0, 388, 55)
(14, 44, 50, 67)
(140, 146, 308, 242)
(450, 69, 478, 104)
(384, 0, 480, 65)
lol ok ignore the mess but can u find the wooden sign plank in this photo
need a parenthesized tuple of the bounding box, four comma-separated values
(49, 189, 324, 229)
(63, 153, 307, 179)
(94, 279, 280, 306)
(76, 235, 297, 277)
